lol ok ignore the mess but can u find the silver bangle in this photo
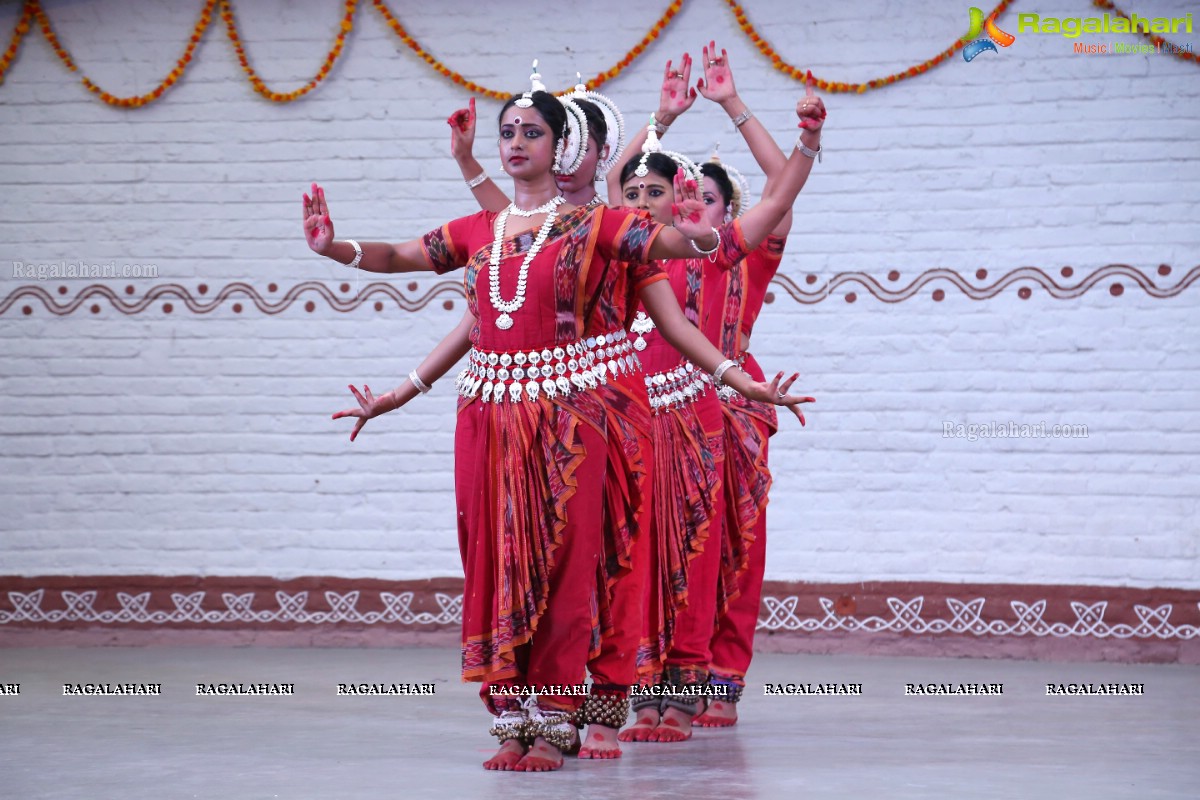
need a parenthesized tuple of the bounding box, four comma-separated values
(344, 239, 363, 269)
(689, 227, 721, 257)
(796, 138, 822, 163)
(731, 109, 753, 128)
(651, 113, 669, 135)
(409, 370, 432, 394)
(466, 171, 488, 189)
(712, 359, 739, 386)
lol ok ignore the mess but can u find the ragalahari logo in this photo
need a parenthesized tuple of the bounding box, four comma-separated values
(962, 7, 1015, 61)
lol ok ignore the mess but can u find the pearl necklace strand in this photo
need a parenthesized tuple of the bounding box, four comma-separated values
(489, 196, 565, 330)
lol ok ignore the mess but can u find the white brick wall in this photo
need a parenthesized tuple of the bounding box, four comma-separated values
(1, 0, 1197, 587)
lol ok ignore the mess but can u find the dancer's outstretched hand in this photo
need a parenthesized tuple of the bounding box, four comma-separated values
(656, 52, 697, 125)
(744, 371, 815, 425)
(302, 182, 335, 256)
(695, 40, 737, 104)
(797, 71, 827, 132)
(669, 167, 711, 241)
(332, 384, 398, 442)
(448, 97, 477, 161)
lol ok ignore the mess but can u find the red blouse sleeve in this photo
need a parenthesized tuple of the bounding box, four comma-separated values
(421, 211, 491, 275)
(596, 206, 668, 292)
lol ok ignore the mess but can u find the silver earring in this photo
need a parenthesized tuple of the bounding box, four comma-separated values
(552, 137, 565, 173)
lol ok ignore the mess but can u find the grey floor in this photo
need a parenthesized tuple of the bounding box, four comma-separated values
(0, 646, 1196, 799)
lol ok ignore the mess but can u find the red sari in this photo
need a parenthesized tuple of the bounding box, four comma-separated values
(579, 209, 655, 696)
(631, 223, 752, 686)
(421, 204, 665, 713)
(700, 233, 785, 686)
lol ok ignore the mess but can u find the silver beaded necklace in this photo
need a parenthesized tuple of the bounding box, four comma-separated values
(488, 197, 565, 330)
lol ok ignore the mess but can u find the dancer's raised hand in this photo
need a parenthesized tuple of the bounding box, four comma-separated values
(797, 71, 827, 132)
(302, 182, 335, 256)
(696, 40, 737, 104)
(669, 167, 711, 240)
(656, 52, 697, 125)
(448, 97, 477, 161)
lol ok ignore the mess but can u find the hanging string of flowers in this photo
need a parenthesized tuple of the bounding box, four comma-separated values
(0, 3, 34, 86)
(370, 0, 685, 98)
(725, 0, 1014, 93)
(222, 0, 357, 102)
(34, 0, 216, 108)
(2, 0, 1192, 107)
(1093, 0, 1198, 64)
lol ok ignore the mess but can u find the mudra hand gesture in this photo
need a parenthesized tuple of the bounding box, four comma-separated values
(302, 182, 334, 256)
(447, 96, 477, 160)
(667, 167, 713, 238)
(695, 40, 737, 103)
(747, 371, 815, 426)
(332, 384, 397, 442)
(656, 52, 697, 125)
(797, 71, 827, 132)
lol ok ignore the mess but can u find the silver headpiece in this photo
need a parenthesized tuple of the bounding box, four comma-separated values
(709, 143, 752, 218)
(633, 119, 703, 189)
(570, 74, 626, 180)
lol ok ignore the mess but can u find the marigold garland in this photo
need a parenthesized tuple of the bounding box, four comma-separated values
(1093, 0, 1198, 63)
(36, 0, 217, 108)
(371, 0, 684, 97)
(0, 3, 34, 86)
(222, 0, 357, 102)
(726, 0, 1015, 93)
(1, 0, 1193, 107)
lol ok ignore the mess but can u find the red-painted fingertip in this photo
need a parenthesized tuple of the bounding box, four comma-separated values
(689, 87, 697, 98)
(686, 179, 697, 191)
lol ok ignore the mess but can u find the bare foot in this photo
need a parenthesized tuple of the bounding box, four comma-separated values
(694, 698, 738, 727)
(648, 706, 694, 742)
(578, 724, 622, 759)
(617, 707, 659, 742)
(483, 739, 527, 770)
(516, 737, 566, 772)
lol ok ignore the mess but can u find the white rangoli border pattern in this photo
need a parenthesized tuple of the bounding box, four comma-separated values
(1, 590, 1198, 640)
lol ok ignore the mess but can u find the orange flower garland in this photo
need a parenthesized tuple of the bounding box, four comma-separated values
(0, 2, 34, 86)
(726, 0, 1014, 93)
(35, 0, 217, 108)
(221, 0, 357, 102)
(1094, 0, 1198, 63)
(372, 0, 684, 97)
(2, 0, 1192, 108)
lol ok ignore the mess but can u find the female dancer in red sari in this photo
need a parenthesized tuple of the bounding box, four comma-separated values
(607, 51, 824, 744)
(690, 44, 826, 727)
(446, 82, 651, 761)
(303, 86, 819, 772)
